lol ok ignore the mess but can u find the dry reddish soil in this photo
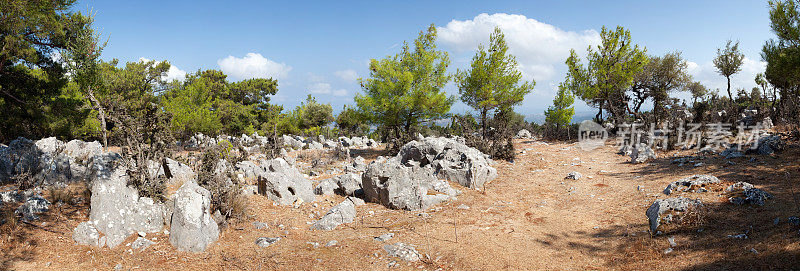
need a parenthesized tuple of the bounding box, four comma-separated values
(2, 139, 799, 270)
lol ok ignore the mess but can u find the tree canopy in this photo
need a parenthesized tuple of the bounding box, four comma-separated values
(355, 24, 453, 147)
(713, 39, 745, 101)
(456, 27, 534, 139)
(564, 26, 648, 124)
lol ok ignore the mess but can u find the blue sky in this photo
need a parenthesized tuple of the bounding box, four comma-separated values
(75, 0, 775, 122)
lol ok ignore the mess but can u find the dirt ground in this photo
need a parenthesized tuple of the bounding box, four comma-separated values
(2, 138, 799, 270)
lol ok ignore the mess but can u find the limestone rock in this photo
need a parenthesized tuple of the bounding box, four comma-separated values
(169, 181, 219, 252)
(663, 175, 720, 195)
(646, 197, 702, 233)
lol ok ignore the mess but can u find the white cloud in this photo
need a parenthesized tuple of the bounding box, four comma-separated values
(685, 57, 766, 97)
(217, 53, 291, 81)
(164, 65, 187, 82)
(308, 82, 347, 96)
(334, 69, 359, 82)
(438, 13, 601, 82)
(138, 57, 187, 82)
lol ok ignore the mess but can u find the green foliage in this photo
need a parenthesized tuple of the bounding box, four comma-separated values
(714, 40, 745, 101)
(298, 95, 333, 130)
(456, 27, 534, 139)
(687, 81, 709, 105)
(161, 80, 222, 136)
(564, 26, 647, 124)
(0, 0, 94, 141)
(544, 85, 575, 128)
(100, 59, 174, 200)
(161, 70, 278, 137)
(355, 24, 454, 149)
(629, 52, 691, 124)
(763, 0, 800, 126)
(336, 105, 368, 137)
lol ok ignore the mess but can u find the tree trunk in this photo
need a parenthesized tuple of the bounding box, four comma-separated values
(87, 86, 108, 150)
(480, 108, 488, 140)
(726, 76, 733, 102)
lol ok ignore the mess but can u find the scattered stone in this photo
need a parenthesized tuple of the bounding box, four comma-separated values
(725, 182, 772, 206)
(646, 197, 703, 233)
(73, 221, 102, 247)
(375, 233, 394, 242)
(515, 129, 533, 139)
(456, 204, 470, 210)
(252, 221, 269, 230)
(668, 236, 677, 247)
(130, 237, 155, 251)
(630, 143, 656, 164)
(727, 233, 748, 239)
(384, 242, 421, 262)
(664, 248, 673, 254)
(720, 148, 744, 159)
(662, 175, 720, 195)
(312, 198, 357, 230)
(789, 217, 800, 226)
(325, 240, 338, 247)
(255, 237, 281, 248)
(16, 195, 50, 221)
(565, 171, 582, 180)
(755, 135, 784, 155)
(169, 181, 219, 252)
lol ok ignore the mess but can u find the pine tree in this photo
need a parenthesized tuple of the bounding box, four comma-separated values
(544, 84, 575, 131)
(456, 27, 534, 139)
(355, 24, 453, 148)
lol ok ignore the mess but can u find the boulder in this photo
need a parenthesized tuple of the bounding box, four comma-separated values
(755, 135, 784, 155)
(256, 158, 315, 205)
(725, 182, 772, 206)
(169, 181, 219, 252)
(663, 175, 720, 195)
(314, 178, 338, 196)
(235, 160, 264, 180)
(335, 173, 363, 197)
(73, 221, 102, 247)
(311, 197, 358, 230)
(399, 136, 497, 189)
(338, 137, 353, 148)
(362, 158, 458, 211)
(630, 143, 656, 164)
(351, 156, 367, 172)
(16, 195, 50, 221)
(431, 143, 497, 189)
(307, 141, 324, 150)
(762, 117, 774, 130)
(384, 242, 421, 262)
(88, 152, 164, 248)
(646, 197, 702, 233)
(516, 129, 533, 139)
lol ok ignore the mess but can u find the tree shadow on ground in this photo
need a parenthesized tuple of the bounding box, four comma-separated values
(585, 143, 800, 270)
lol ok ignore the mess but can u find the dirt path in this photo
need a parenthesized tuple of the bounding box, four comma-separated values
(4, 139, 799, 270)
